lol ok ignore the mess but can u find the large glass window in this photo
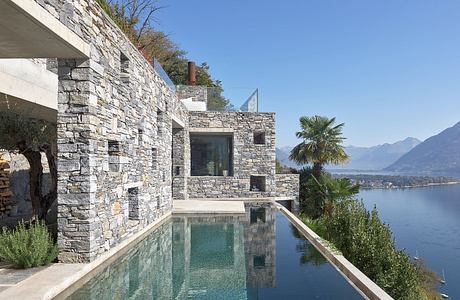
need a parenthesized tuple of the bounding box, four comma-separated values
(191, 134, 233, 176)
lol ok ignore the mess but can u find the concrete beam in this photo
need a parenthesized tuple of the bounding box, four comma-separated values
(189, 127, 234, 134)
(0, 0, 90, 58)
(172, 114, 185, 128)
(0, 59, 57, 111)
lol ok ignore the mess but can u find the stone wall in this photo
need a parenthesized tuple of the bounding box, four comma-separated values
(275, 174, 300, 199)
(172, 128, 190, 200)
(0, 151, 52, 220)
(176, 85, 207, 103)
(275, 173, 300, 209)
(23, 0, 299, 263)
(33, 0, 188, 262)
(187, 111, 277, 199)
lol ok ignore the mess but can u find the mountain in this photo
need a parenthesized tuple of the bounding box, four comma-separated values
(337, 137, 421, 170)
(276, 137, 420, 171)
(386, 122, 460, 176)
(276, 146, 298, 169)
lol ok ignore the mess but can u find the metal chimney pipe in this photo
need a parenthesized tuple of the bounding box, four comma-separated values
(187, 61, 196, 85)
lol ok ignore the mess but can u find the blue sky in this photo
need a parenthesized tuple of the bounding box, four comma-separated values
(156, 0, 460, 147)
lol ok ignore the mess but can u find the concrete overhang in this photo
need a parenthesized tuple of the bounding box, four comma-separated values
(0, 58, 57, 124)
(0, 59, 57, 110)
(0, 0, 90, 58)
(172, 114, 185, 129)
(189, 128, 234, 134)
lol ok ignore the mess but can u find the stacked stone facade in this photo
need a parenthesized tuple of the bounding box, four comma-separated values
(9, 0, 300, 262)
(187, 111, 277, 199)
(32, 0, 188, 262)
(176, 85, 207, 103)
(275, 174, 300, 199)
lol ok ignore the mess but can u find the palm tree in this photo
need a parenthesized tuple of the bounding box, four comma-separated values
(289, 116, 348, 179)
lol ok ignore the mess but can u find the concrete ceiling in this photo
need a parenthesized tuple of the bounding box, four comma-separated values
(0, 0, 89, 58)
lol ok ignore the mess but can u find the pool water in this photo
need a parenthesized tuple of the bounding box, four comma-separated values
(68, 204, 362, 299)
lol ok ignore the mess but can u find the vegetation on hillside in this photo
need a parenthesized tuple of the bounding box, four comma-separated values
(95, 0, 230, 110)
(292, 115, 442, 300)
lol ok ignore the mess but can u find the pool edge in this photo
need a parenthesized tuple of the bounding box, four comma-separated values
(275, 203, 393, 300)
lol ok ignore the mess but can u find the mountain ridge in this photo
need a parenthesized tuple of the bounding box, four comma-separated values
(386, 122, 460, 176)
(277, 137, 421, 170)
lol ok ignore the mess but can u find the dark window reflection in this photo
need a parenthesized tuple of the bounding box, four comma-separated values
(191, 134, 233, 176)
(250, 207, 266, 224)
(128, 252, 139, 297)
(253, 255, 266, 268)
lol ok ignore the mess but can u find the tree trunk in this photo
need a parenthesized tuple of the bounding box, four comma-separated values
(312, 162, 323, 180)
(17, 142, 57, 220)
(39, 144, 57, 220)
(17, 142, 42, 217)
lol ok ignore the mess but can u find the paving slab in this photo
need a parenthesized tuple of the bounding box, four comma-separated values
(173, 200, 245, 214)
(0, 262, 46, 291)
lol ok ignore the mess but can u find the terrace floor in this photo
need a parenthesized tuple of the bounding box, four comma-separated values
(0, 262, 46, 293)
(172, 200, 245, 214)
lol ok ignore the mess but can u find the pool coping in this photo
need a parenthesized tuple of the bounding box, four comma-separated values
(275, 203, 394, 300)
(0, 211, 172, 300)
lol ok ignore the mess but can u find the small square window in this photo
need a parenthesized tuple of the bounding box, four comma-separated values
(108, 140, 121, 156)
(151, 148, 158, 170)
(120, 52, 130, 83)
(120, 52, 129, 73)
(253, 255, 266, 268)
(254, 132, 265, 144)
(128, 187, 139, 220)
(108, 140, 122, 172)
(138, 129, 143, 143)
(250, 176, 266, 192)
(157, 110, 163, 136)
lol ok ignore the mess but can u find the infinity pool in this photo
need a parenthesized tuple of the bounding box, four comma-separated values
(67, 204, 362, 299)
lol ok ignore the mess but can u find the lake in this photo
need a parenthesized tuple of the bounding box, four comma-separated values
(360, 185, 460, 299)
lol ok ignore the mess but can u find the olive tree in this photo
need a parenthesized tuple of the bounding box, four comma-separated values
(0, 109, 57, 220)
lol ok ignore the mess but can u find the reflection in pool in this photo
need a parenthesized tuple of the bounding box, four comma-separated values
(68, 204, 362, 299)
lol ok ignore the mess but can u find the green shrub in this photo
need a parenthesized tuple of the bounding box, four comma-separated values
(0, 220, 58, 268)
(304, 200, 423, 299)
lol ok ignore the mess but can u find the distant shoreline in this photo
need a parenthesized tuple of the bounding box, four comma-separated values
(333, 174, 460, 190)
(360, 181, 460, 190)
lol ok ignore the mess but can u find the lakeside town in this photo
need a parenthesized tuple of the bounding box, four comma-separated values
(333, 174, 460, 189)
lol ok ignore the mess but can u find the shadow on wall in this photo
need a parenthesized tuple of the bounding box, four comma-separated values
(0, 151, 52, 227)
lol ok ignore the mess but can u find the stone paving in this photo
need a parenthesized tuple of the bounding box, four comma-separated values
(0, 261, 47, 293)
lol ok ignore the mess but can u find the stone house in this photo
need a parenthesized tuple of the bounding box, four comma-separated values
(0, 0, 299, 263)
